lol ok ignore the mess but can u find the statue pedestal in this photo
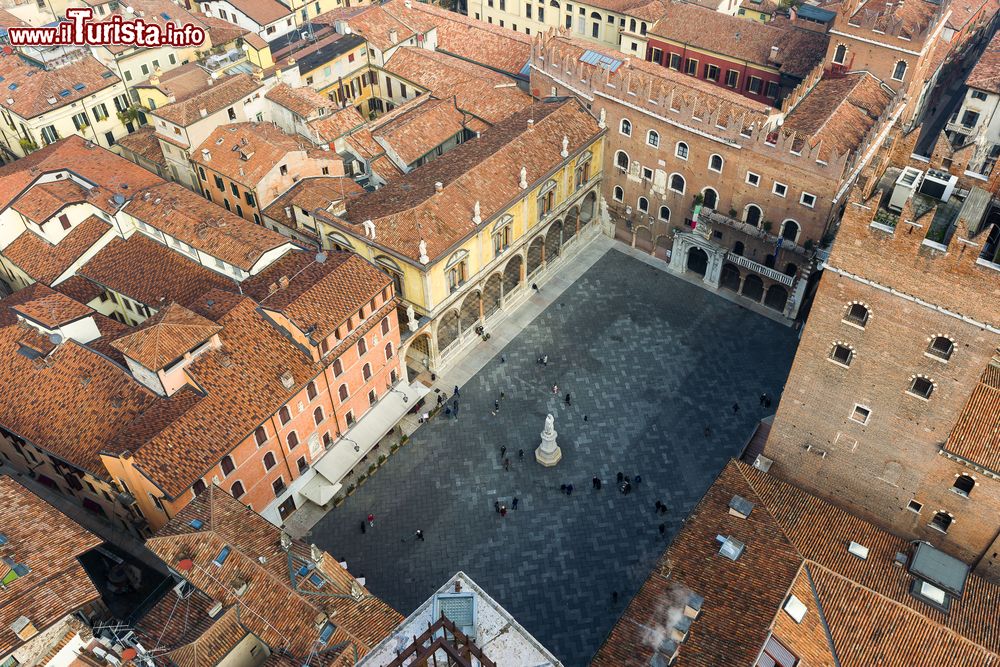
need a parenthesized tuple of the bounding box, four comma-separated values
(535, 424, 562, 467)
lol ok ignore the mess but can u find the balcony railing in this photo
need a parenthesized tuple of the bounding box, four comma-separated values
(700, 209, 811, 257)
(726, 252, 795, 286)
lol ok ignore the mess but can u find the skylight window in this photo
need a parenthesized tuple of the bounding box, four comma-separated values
(7, 83, 16, 91)
(308, 572, 325, 588)
(318, 622, 336, 644)
(72, 83, 85, 91)
(59, 89, 71, 97)
(213, 546, 231, 567)
(189, 519, 204, 530)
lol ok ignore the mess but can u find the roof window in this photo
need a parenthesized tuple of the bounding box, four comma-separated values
(213, 546, 231, 567)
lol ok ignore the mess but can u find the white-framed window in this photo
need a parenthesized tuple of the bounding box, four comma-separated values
(926, 335, 954, 361)
(708, 154, 723, 173)
(613, 185, 624, 202)
(668, 173, 685, 194)
(907, 375, 935, 400)
(646, 130, 659, 147)
(675, 142, 689, 160)
(800, 192, 816, 208)
(642, 166, 653, 181)
(952, 474, 975, 497)
(829, 342, 853, 367)
(637, 196, 649, 213)
(615, 150, 630, 172)
(843, 302, 869, 328)
(849, 404, 871, 425)
(779, 219, 799, 243)
(746, 171, 761, 187)
(833, 44, 847, 64)
(658, 206, 670, 221)
(619, 118, 632, 136)
(772, 182, 787, 198)
(892, 60, 907, 81)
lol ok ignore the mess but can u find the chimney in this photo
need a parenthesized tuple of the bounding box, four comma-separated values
(231, 577, 249, 596)
(389, 29, 398, 43)
(280, 531, 293, 550)
(311, 543, 324, 563)
(201, 148, 211, 161)
(280, 370, 295, 389)
(284, 206, 292, 219)
(11, 617, 37, 642)
(206, 77, 214, 87)
(770, 45, 779, 56)
(207, 601, 224, 618)
(199, 108, 208, 118)
(434, 181, 443, 193)
(527, 118, 534, 130)
(278, 275, 290, 289)
(268, 282, 279, 294)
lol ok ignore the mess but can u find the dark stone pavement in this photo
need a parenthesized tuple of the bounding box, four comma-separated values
(309, 249, 798, 666)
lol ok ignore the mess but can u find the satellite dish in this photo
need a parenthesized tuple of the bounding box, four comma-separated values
(49, 333, 63, 345)
(315, 252, 328, 263)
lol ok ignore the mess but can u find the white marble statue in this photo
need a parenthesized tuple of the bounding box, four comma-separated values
(561, 135, 569, 158)
(598, 108, 607, 129)
(519, 166, 528, 189)
(535, 413, 562, 467)
(473, 200, 482, 224)
(418, 240, 429, 265)
(406, 304, 418, 332)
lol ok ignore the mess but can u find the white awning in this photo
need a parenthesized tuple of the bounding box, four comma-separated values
(299, 476, 340, 506)
(310, 381, 430, 498)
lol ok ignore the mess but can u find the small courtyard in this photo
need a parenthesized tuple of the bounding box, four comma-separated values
(309, 248, 798, 666)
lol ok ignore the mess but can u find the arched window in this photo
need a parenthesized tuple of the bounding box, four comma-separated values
(953, 474, 975, 497)
(254, 426, 267, 446)
(306, 381, 317, 401)
(287, 431, 299, 448)
(189, 479, 206, 497)
(646, 130, 659, 147)
(357, 337, 367, 356)
(784, 262, 798, 277)
(675, 142, 689, 159)
(909, 375, 934, 399)
(221, 455, 235, 476)
(613, 185, 624, 201)
(313, 406, 324, 425)
(375, 256, 404, 299)
(640, 21, 647, 35)
(744, 204, 762, 227)
(615, 150, 630, 171)
(702, 188, 718, 209)
(927, 336, 954, 360)
(230, 480, 245, 499)
(278, 406, 291, 425)
(658, 206, 670, 221)
(384, 342, 394, 360)
(892, 60, 907, 81)
(709, 154, 723, 172)
(780, 219, 800, 243)
(930, 511, 952, 533)
(733, 241, 744, 256)
(629, 18, 636, 31)
(328, 231, 354, 253)
(830, 343, 853, 366)
(844, 303, 869, 327)
(669, 174, 685, 194)
(332, 358, 343, 377)
(338, 383, 349, 401)
(833, 44, 847, 64)
(362, 363, 372, 381)
(638, 197, 649, 213)
(263, 452, 277, 470)
(619, 118, 632, 136)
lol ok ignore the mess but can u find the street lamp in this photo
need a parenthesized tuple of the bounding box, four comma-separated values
(340, 436, 361, 452)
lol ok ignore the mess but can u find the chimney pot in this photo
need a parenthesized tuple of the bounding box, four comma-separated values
(278, 275, 290, 289)
(527, 118, 534, 129)
(434, 182, 443, 193)
(389, 29, 399, 43)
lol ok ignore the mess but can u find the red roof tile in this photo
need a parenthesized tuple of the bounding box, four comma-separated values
(944, 360, 1000, 471)
(153, 73, 263, 127)
(10, 283, 94, 329)
(0, 53, 120, 120)
(2, 215, 111, 284)
(370, 96, 468, 165)
(967, 31, 1000, 95)
(110, 303, 222, 371)
(115, 126, 167, 167)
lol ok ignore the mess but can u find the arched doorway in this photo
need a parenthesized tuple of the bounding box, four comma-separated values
(404, 333, 431, 381)
(580, 191, 597, 225)
(780, 220, 799, 243)
(635, 226, 653, 252)
(459, 291, 481, 332)
(483, 273, 503, 318)
(565, 206, 579, 242)
(744, 205, 762, 228)
(764, 284, 788, 311)
(741, 275, 764, 301)
(702, 188, 718, 210)
(544, 220, 563, 262)
(720, 263, 741, 291)
(784, 262, 798, 277)
(527, 236, 544, 276)
(437, 310, 460, 352)
(502, 255, 522, 295)
(687, 247, 708, 277)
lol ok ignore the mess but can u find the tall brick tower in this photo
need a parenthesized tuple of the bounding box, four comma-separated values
(762, 128, 1000, 578)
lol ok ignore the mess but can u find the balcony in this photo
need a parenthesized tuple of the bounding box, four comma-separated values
(699, 209, 811, 257)
(726, 252, 795, 286)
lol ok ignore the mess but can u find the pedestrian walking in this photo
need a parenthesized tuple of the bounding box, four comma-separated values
(764, 396, 772, 408)
(500, 445, 507, 459)
(494, 399, 500, 412)
(542, 355, 548, 366)
(415, 529, 424, 541)
(658, 523, 666, 535)
(367, 513, 375, 527)
(361, 520, 367, 534)
(733, 402, 740, 414)
(624, 475, 630, 484)
(504, 458, 510, 472)
(500, 505, 508, 517)
(583, 414, 588, 422)
(500, 391, 505, 400)
(454, 385, 460, 397)
(532, 283, 539, 292)
(659, 502, 668, 515)
(445, 407, 452, 418)
(518, 448, 524, 460)
(596, 477, 602, 490)
(759, 393, 767, 407)
(500, 355, 506, 363)
(512, 497, 519, 510)
(552, 383, 559, 394)
(560, 484, 567, 494)
(565, 393, 572, 405)
(704, 426, 712, 437)
(612, 591, 619, 603)
(617, 472, 624, 484)
(567, 484, 574, 495)
(494, 500, 501, 514)
(655, 500, 663, 512)
(437, 394, 444, 407)
(593, 476, 600, 490)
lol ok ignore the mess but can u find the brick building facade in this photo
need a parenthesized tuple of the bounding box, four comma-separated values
(762, 128, 1000, 577)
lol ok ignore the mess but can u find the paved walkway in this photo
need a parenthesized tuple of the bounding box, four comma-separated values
(308, 249, 798, 666)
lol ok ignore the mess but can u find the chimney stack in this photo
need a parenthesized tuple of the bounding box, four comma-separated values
(434, 181, 443, 193)
(389, 29, 398, 44)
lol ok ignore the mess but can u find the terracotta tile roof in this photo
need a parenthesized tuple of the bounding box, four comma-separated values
(370, 96, 467, 165)
(265, 83, 331, 118)
(261, 176, 364, 224)
(943, 359, 1000, 471)
(0, 52, 120, 120)
(0, 9, 29, 28)
(0, 135, 162, 213)
(967, 31, 1000, 95)
(153, 73, 263, 127)
(241, 251, 390, 341)
(134, 586, 221, 653)
(2, 215, 111, 284)
(0, 315, 155, 473)
(11, 180, 89, 222)
(384, 47, 533, 124)
(77, 234, 236, 308)
(52, 275, 104, 305)
(145, 484, 402, 660)
(307, 106, 367, 143)
(593, 460, 1000, 665)
(338, 98, 601, 263)
(191, 122, 319, 188)
(136, 62, 214, 101)
(649, 2, 829, 76)
(782, 72, 893, 160)
(123, 182, 293, 271)
(380, 0, 532, 75)
(115, 126, 167, 167)
(110, 303, 222, 371)
(369, 154, 405, 182)
(10, 283, 94, 329)
(163, 606, 251, 667)
(316, 5, 415, 51)
(946, 0, 993, 30)
(200, 14, 250, 46)
(846, 0, 939, 37)
(97, 0, 212, 54)
(0, 476, 102, 658)
(344, 126, 383, 161)
(627, 0, 670, 21)
(213, 0, 291, 26)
